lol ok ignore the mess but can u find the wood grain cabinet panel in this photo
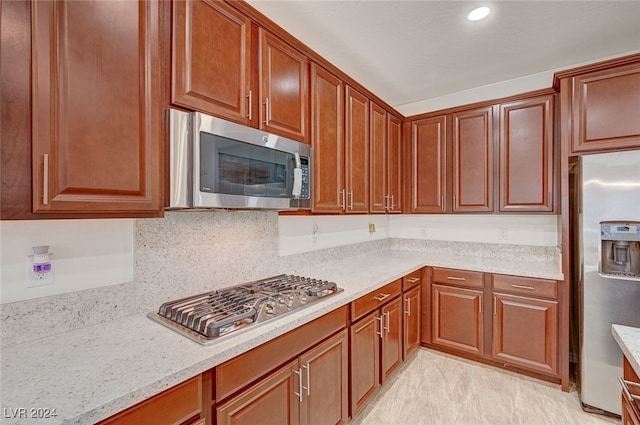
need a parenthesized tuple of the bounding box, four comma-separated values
(407, 116, 448, 213)
(172, 0, 252, 125)
(403, 285, 421, 359)
(259, 29, 309, 143)
(311, 64, 344, 213)
(216, 360, 300, 425)
(350, 310, 380, 416)
(431, 284, 484, 357)
(386, 115, 403, 213)
(30, 0, 163, 215)
(622, 357, 640, 425)
(452, 106, 494, 212)
(492, 293, 558, 375)
(369, 102, 387, 213)
(499, 95, 554, 212)
(571, 62, 640, 153)
(381, 297, 403, 383)
(345, 86, 370, 213)
(98, 375, 203, 425)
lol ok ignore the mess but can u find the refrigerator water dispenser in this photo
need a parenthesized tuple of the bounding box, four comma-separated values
(600, 222, 640, 279)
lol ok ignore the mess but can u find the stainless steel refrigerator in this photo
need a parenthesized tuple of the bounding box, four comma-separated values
(577, 149, 640, 415)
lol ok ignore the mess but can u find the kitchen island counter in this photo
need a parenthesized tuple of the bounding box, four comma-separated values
(0, 249, 561, 424)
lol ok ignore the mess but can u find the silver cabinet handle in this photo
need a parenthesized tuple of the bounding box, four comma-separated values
(384, 311, 390, 333)
(384, 194, 390, 211)
(407, 277, 420, 283)
(264, 97, 270, 125)
(390, 194, 395, 210)
(446, 276, 466, 281)
(302, 363, 310, 396)
(349, 190, 354, 210)
(511, 284, 535, 291)
(373, 293, 390, 302)
(376, 315, 383, 338)
(293, 368, 303, 402)
(246, 90, 252, 121)
(42, 153, 49, 205)
(405, 297, 411, 316)
(339, 189, 345, 209)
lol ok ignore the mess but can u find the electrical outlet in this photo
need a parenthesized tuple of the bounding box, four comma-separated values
(369, 223, 376, 233)
(498, 228, 509, 241)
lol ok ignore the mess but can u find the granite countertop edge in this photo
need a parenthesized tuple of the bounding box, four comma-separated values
(0, 249, 563, 425)
(612, 324, 640, 378)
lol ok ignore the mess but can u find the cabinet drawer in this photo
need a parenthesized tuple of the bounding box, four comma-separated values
(98, 375, 202, 425)
(492, 274, 558, 299)
(351, 279, 402, 322)
(402, 269, 422, 291)
(432, 268, 483, 289)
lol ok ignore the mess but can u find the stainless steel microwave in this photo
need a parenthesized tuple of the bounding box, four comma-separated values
(168, 110, 311, 210)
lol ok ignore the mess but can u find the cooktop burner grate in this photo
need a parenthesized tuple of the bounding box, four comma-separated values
(149, 274, 342, 344)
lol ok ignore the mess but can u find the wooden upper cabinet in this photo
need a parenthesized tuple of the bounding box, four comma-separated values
(31, 0, 163, 215)
(345, 86, 370, 213)
(452, 106, 495, 212)
(499, 95, 554, 212)
(571, 61, 640, 153)
(259, 29, 309, 143)
(311, 64, 344, 213)
(172, 0, 252, 125)
(408, 116, 448, 213)
(387, 115, 403, 213)
(369, 102, 387, 213)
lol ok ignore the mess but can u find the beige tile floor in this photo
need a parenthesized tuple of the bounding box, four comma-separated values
(351, 348, 621, 425)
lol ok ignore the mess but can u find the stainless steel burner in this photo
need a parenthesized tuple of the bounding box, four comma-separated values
(148, 274, 342, 344)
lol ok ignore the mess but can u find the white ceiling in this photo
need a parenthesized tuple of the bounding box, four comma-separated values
(246, 1, 640, 109)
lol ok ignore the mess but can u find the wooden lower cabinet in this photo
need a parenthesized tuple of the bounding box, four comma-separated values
(381, 297, 403, 382)
(403, 285, 421, 359)
(431, 283, 484, 357)
(622, 357, 640, 425)
(217, 330, 348, 425)
(492, 293, 558, 375)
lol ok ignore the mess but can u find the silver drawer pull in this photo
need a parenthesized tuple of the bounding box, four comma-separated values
(446, 276, 466, 281)
(293, 368, 303, 402)
(376, 315, 383, 338)
(407, 277, 420, 283)
(511, 284, 535, 291)
(384, 311, 390, 333)
(373, 293, 390, 302)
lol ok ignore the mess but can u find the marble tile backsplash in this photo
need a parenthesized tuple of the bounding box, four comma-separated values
(1, 211, 558, 348)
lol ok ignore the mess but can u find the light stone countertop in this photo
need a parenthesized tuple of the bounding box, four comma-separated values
(612, 324, 640, 378)
(0, 249, 562, 425)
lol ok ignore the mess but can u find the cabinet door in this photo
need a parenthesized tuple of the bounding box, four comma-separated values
(31, 0, 163, 214)
(452, 107, 494, 212)
(369, 102, 387, 213)
(311, 64, 344, 213)
(571, 62, 640, 153)
(350, 311, 380, 416)
(216, 359, 300, 425)
(408, 116, 447, 213)
(431, 284, 484, 356)
(387, 115, 403, 213)
(172, 0, 252, 125)
(259, 29, 309, 143)
(345, 86, 370, 213)
(403, 286, 421, 359)
(499, 95, 554, 212)
(492, 293, 558, 375)
(381, 297, 403, 383)
(299, 330, 349, 425)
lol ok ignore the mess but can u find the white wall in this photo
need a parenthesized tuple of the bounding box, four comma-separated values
(0, 219, 134, 303)
(279, 214, 558, 256)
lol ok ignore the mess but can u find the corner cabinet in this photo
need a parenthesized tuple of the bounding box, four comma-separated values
(499, 95, 554, 212)
(29, 0, 163, 216)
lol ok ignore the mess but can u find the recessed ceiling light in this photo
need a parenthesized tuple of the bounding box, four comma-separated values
(468, 6, 490, 21)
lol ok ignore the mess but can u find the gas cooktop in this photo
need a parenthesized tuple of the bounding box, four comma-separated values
(148, 274, 342, 345)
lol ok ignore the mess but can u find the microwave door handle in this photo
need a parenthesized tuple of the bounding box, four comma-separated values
(292, 153, 302, 198)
